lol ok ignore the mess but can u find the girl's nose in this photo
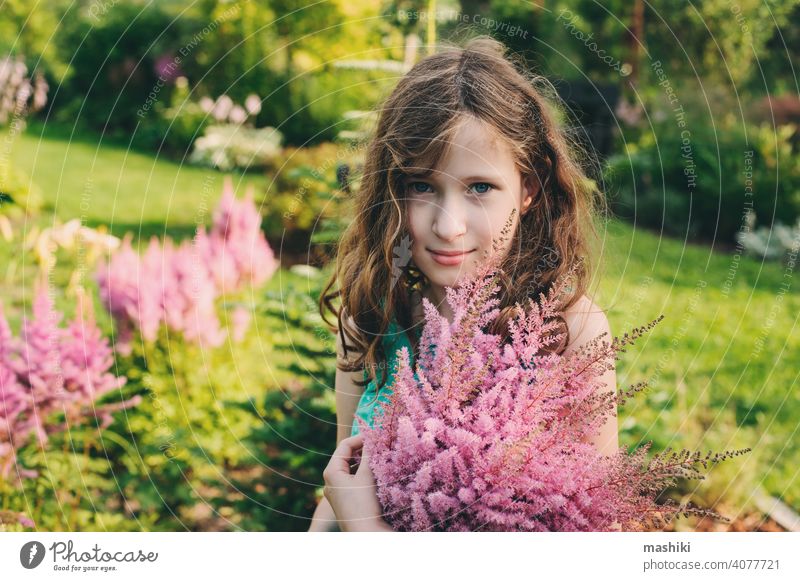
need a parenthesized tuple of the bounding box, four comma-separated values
(431, 194, 467, 241)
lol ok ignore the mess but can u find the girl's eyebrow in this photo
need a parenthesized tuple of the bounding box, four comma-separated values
(403, 173, 502, 183)
(460, 175, 502, 183)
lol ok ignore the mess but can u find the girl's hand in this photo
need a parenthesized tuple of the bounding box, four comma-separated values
(322, 434, 393, 532)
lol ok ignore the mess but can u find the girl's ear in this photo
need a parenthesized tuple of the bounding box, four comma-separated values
(521, 174, 540, 216)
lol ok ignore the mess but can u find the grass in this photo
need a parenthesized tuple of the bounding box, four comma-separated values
(10, 122, 264, 241)
(2, 124, 798, 523)
(595, 219, 799, 517)
(2, 122, 265, 314)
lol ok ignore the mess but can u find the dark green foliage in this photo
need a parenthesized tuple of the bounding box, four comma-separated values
(207, 283, 338, 531)
(54, 2, 195, 140)
(605, 96, 800, 244)
(214, 379, 336, 531)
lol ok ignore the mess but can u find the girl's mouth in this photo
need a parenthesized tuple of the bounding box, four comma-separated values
(428, 249, 475, 266)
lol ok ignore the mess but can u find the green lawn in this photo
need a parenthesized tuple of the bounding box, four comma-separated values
(4, 126, 798, 521)
(596, 220, 799, 517)
(10, 123, 264, 241)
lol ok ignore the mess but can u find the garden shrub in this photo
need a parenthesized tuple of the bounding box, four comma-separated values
(54, 2, 193, 139)
(103, 332, 273, 530)
(261, 142, 361, 260)
(0, 161, 43, 218)
(605, 98, 800, 244)
(208, 280, 338, 531)
(0, 285, 139, 531)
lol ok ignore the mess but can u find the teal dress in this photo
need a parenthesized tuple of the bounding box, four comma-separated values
(350, 317, 426, 437)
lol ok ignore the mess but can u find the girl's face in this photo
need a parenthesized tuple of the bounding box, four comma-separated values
(405, 116, 536, 296)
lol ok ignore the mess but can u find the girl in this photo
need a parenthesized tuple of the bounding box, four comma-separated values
(308, 35, 617, 532)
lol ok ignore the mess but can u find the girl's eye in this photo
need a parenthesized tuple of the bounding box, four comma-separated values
(408, 181, 433, 194)
(470, 182, 494, 195)
(406, 181, 494, 196)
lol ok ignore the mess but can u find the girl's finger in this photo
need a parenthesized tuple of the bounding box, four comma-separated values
(355, 444, 374, 478)
(328, 434, 364, 474)
(355, 454, 373, 478)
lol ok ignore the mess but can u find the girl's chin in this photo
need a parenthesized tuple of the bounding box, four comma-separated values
(414, 256, 479, 287)
(426, 269, 476, 288)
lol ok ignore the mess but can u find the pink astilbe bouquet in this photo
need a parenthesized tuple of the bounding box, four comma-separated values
(96, 178, 278, 354)
(0, 285, 139, 480)
(358, 258, 750, 532)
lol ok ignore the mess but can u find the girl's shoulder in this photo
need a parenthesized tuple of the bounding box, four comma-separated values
(560, 294, 611, 357)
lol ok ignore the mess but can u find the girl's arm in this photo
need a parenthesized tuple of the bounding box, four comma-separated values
(563, 297, 623, 532)
(308, 313, 373, 532)
(309, 496, 340, 532)
(307, 362, 364, 531)
(562, 296, 620, 457)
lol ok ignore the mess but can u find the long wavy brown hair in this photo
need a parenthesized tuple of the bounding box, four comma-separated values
(319, 35, 608, 393)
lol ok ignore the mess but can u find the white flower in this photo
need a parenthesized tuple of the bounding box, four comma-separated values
(199, 96, 215, 114)
(212, 95, 233, 122)
(245, 94, 261, 116)
(228, 104, 248, 124)
(0, 215, 13, 242)
(289, 264, 321, 278)
(50, 219, 82, 248)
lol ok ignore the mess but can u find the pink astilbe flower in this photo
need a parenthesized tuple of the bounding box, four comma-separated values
(1, 305, 35, 478)
(13, 287, 66, 446)
(194, 226, 239, 292)
(139, 237, 169, 342)
(199, 176, 278, 293)
(0, 285, 139, 481)
(160, 238, 226, 348)
(58, 290, 137, 427)
(97, 234, 227, 352)
(96, 179, 277, 351)
(358, 258, 750, 532)
(0, 509, 35, 529)
(96, 234, 163, 354)
(0, 358, 36, 479)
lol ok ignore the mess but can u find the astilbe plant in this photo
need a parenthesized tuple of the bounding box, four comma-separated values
(96, 178, 278, 353)
(0, 285, 139, 481)
(195, 177, 278, 293)
(95, 234, 164, 351)
(357, 257, 751, 532)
